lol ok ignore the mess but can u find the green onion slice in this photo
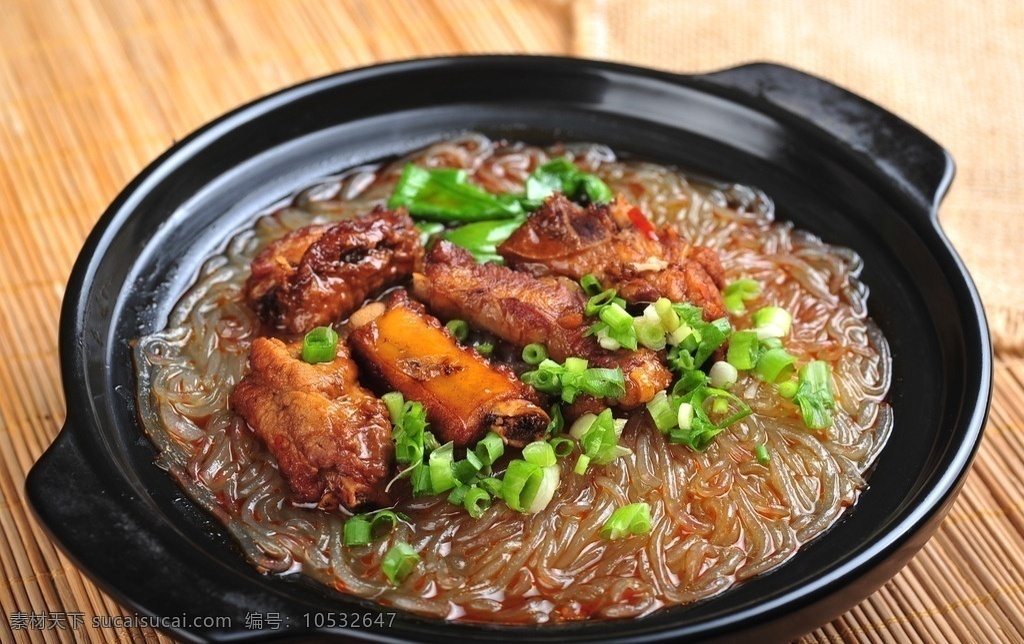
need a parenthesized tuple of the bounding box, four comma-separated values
(755, 347, 797, 383)
(793, 361, 836, 430)
(708, 360, 739, 389)
(574, 454, 591, 475)
(463, 486, 491, 518)
(722, 279, 762, 314)
(546, 403, 564, 435)
(600, 502, 652, 540)
(343, 515, 372, 547)
(343, 510, 405, 547)
(634, 317, 667, 350)
(571, 408, 631, 466)
(445, 319, 469, 342)
(522, 440, 557, 468)
(521, 358, 626, 403)
(381, 542, 420, 585)
(478, 476, 503, 498)
(301, 326, 339, 363)
(428, 442, 457, 493)
(580, 273, 603, 296)
(522, 343, 549, 365)
(754, 443, 771, 465)
(585, 288, 621, 316)
(549, 436, 575, 458)
(474, 432, 504, 467)
(645, 391, 676, 432)
(778, 380, 798, 399)
(752, 306, 793, 339)
(726, 329, 760, 371)
(501, 460, 560, 513)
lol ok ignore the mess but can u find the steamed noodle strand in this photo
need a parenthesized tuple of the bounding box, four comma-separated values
(134, 134, 892, 624)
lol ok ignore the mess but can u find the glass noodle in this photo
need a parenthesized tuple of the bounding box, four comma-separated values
(134, 134, 892, 623)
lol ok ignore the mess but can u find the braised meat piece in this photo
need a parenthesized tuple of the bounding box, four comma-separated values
(230, 336, 393, 510)
(246, 207, 424, 334)
(349, 291, 549, 447)
(498, 194, 726, 320)
(413, 241, 671, 409)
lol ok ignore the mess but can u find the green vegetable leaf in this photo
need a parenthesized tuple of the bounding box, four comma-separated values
(388, 164, 524, 221)
(442, 216, 526, 263)
(524, 158, 614, 206)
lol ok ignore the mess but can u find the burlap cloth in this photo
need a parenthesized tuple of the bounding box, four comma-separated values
(574, 0, 1024, 354)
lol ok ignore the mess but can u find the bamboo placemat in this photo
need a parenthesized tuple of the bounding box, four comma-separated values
(1, 1, 1021, 642)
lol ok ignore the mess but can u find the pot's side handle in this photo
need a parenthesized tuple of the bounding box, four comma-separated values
(693, 63, 954, 215)
(25, 428, 257, 643)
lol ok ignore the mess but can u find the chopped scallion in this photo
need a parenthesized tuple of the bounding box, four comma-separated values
(522, 343, 548, 365)
(428, 442, 457, 493)
(645, 391, 676, 432)
(708, 360, 739, 390)
(778, 380, 798, 399)
(521, 357, 626, 403)
(301, 326, 339, 363)
(478, 477, 503, 498)
(600, 502, 652, 540)
(381, 542, 420, 585)
(752, 306, 793, 339)
(755, 347, 797, 383)
(580, 273, 603, 296)
(343, 510, 405, 547)
(754, 443, 771, 465)
(522, 440, 557, 468)
(722, 279, 762, 315)
(585, 289, 621, 316)
(501, 460, 560, 513)
(793, 361, 836, 430)
(573, 454, 591, 475)
(474, 432, 504, 466)
(342, 516, 372, 547)
(654, 297, 681, 332)
(727, 330, 760, 371)
(677, 402, 694, 430)
(369, 510, 403, 539)
(549, 436, 575, 458)
(546, 403, 564, 435)
(634, 317, 667, 350)
(573, 408, 631, 466)
(447, 484, 469, 506)
(445, 319, 469, 342)
(463, 486, 491, 518)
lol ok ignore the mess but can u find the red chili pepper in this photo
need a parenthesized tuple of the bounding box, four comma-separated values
(627, 207, 659, 241)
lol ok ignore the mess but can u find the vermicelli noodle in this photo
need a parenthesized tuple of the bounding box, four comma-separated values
(135, 134, 892, 623)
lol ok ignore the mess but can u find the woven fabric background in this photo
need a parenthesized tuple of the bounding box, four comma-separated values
(1, 0, 1023, 642)
(574, 0, 1024, 354)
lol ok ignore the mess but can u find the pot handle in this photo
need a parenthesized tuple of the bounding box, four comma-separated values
(25, 427, 274, 641)
(694, 63, 954, 215)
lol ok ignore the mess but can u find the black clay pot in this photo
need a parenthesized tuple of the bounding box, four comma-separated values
(27, 56, 991, 643)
